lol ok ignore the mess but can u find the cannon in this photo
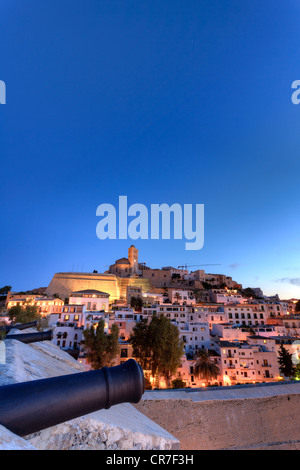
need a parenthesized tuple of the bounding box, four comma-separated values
(1, 321, 38, 334)
(0, 359, 145, 436)
(5, 330, 53, 344)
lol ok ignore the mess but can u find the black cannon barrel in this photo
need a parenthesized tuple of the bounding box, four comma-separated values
(5, 330, 53, 343)
(4, 321, 38, 333)
(0, 359, 145, 436)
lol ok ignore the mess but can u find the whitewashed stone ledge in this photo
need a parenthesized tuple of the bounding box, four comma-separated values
(0, 333, 179, 450)
(26, 404, 179, 450)
(0, 425, 36, 450)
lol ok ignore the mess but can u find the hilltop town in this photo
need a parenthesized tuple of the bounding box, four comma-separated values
(2, 245, 300, 389)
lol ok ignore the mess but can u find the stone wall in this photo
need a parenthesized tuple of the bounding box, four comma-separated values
(46, 272, 153, 301)
(46, 272, 120, 300)
(134, 384, 300, 450)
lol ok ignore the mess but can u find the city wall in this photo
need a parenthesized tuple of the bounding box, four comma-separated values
(46, 272, 152, 301)
(134, 385, 300, 450)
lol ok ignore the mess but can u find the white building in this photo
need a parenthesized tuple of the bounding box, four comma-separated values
(224, 304, 268, 326)
(210, 291, 247, 304)
(170, 289, 196, 305)
(69, 289, 110, 312)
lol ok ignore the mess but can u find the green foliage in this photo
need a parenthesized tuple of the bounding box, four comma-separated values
(8, 304, 40, 324)
(83, 320, 119, 370)
(242, 288, 258, 299)
(243, 326, 256, 336)
(294, 363, 300, 381)
(129, 319, 151, 371)
(130, 315, 184, 388)
(278, 343, 295, 379)
(0, 285, 12, 296)
(171, 273, 181, 279)
(193, 349, 220, 382)
(130, 296, 143, 312)
(171, 378, 186, 389)
(201, 282, 214, 290)
(7, 303, 48, 331)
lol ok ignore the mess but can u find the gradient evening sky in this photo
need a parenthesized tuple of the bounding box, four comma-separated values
(0, 0, 300, 298)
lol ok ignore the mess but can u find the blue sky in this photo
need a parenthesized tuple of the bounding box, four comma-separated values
(0, 0, 300, 298)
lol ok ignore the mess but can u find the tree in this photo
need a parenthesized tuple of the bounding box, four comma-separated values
(8, 304, 40, 324)
(171, 378, 186, 389)
(130, 296, 143, 312)
(201, 282, 213, 290)
(242, 288, 259, 299)
(129, 319, 152, 371)
(243, 326, 256, 336)
(7, 304, 48, 331)
(294, 362, 300, 381)
(295, 300, 300, 313)
(130, 315, 184, 388)
(0, 285, 12, 296)
(278, 343, 295, 379)
(83, 320, 119, 370)
(193, 349, 220, 382)
(171, 273, 181, 280)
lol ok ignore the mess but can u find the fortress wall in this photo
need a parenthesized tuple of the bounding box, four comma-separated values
(117, 278, 153, 300)
(134, 391, 300, 450)
(46, 272, 153, 302)
(46, 273, 120, 300)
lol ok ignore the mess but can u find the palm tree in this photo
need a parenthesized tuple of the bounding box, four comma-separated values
(193, 349, 220, 382)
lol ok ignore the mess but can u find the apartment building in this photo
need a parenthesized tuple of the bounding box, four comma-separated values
(224, 304, 268, 326)
(214, 341, 280, 385)
(6, 295, 63, 316)
(169, 289, 196, 305)
(69, 289, 110, 312)
(210, 290, 247, 304)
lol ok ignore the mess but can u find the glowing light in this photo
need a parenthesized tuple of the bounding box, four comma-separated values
(223, 375, 231, 386)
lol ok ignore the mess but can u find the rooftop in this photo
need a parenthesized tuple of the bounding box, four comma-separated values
(70, 289, 110, 297)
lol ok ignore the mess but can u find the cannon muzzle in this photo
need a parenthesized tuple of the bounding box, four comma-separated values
(2, 321, 38, 334)
(0, 359, 145, 436)
(10, 321, 38, 331)
(5, 330, 53, 343)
